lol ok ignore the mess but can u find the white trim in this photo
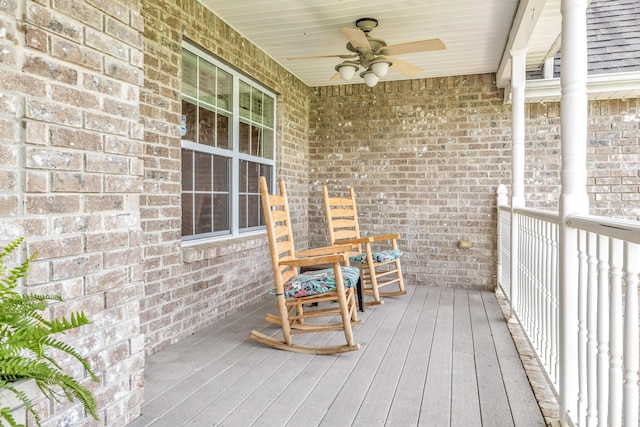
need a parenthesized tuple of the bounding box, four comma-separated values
(504, 71, 640, 103)
(180, 41, 277, 242)
(497, 0, 550, 88)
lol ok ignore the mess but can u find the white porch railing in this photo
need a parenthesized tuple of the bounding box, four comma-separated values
(496, 185, 640, 427)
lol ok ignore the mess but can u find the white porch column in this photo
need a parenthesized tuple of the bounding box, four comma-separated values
(509, 49, 527, 320)
(559, 0, 590, 423)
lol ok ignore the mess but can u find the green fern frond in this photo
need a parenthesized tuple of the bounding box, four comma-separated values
(1, 405, 23, 427)
(0, 253, 37, 292)
(0, 238, 99, 425)
(0, 378, 41, 427)
(47, 311, 90, 333)
(0, 238, 23, 265)
(39, 337, 99, 382)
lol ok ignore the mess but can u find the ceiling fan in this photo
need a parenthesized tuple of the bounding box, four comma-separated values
(287, 17, 446, 87)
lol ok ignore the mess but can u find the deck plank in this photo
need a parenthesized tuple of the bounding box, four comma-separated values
(419, 286, 454, 425)
(482, 290, 546, 427)
(385, 286, 439, 426)
(319, 288, 414, 426)
(285, 292, 406, 426)
(351, 285, 428, 425)
(469, 288, 515, 426)
(126, 285, 548, 427)
(451, 288, 482, 426)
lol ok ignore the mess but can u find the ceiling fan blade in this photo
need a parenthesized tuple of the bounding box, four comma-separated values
(341, 28, 371, 50)
(287, 53, 356, 60)
(330, 72, 342, 81)
(385, 56, 423, 77)
(381, 38, 446, 56)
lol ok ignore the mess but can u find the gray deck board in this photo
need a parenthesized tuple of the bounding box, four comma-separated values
(385, 286, 439, 426)
(470, 288, 515, 426)
(420, 286, 454, 425)
(127, 285, 546, 427)
(451, 288, 482, 427)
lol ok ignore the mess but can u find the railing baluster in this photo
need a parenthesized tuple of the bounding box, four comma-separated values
(596, 235, 609, 426)
(551, 221, 559, 387)
(608, 238, 623, 427)
(586, 232, 598, 426)
(622, 242, 639, 427)
(536, 217, 544, 359)
(495, 199, 640, 427)
(543, 220, 551, 371)
(577, 230, 588, 426)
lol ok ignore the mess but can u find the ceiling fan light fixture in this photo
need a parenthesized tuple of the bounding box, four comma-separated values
(335, 61, 359, 81)
(360, 69, 379, 87)
(370, 57, 393, 77)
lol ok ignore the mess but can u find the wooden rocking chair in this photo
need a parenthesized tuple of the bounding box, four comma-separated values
(323, 186, 406, 305)
(249, 177, 361, 354)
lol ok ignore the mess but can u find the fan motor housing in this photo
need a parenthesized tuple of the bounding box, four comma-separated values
(346, 37, 387, 54)
(355, 17, 378, 33)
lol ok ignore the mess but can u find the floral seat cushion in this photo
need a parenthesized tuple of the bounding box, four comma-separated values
(271, 265, 360, 298)
(349, 249, 402, 264)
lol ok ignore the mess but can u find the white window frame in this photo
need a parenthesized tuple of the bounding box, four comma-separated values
(181, 41, 276, 244)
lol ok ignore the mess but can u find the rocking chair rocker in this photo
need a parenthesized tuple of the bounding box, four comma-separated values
(249, 177, 361, 354)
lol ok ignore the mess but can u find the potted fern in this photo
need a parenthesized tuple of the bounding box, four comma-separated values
(0, 238, 99, 426)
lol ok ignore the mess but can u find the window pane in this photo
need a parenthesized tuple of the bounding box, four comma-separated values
(247, 194, 260, 227)
(213, 155, 229, 192)
(258, 166, 272, 227)
(182, 51, 197, 99)
(239, 81, 251, 119)
(262, 128, 273, 159)
(198, 106, 215, 147)
(182, 100, 197, 142)
(181, 149, 193, 191)
(263, 96, 274, 127)
(239, 161, 262, 230)
(194, 152, 212, 192)
(251, 125, 262, 157)
(247, 161, 259, 193)
(251, 88, 263, 124)
(181, 193, 193, 236)
(195, 194, 213, 234)
(216, 112, 230, 149)
(199, 59, 216, 105)
(239, 121, 250, 154)
(259, 165, 272, 185)
(239, 194, 247, 229)
(217, 69, 232, 111)
(239, 160, 248, 193)
(213, 194, 229, 231)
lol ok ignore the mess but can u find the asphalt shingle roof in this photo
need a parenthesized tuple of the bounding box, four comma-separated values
(586, 0, 640, 74)
(528, 0, 640, 79)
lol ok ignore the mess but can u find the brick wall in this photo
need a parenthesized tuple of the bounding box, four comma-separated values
(0, 0, 145, 425)
(139, 0, 312, 355)
(308, 78, 640, 289)
(525, 99, 640, 217)
(308, 76, 511, 289)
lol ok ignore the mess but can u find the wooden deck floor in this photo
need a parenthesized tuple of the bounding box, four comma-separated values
(127, 285, 547, 426)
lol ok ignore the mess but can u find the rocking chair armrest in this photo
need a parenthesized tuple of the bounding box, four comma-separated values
(296, 244, 353, 258)
(368, 233, 401, 242)
(279, 253, 348, 268)
(334, 237, 374, 245)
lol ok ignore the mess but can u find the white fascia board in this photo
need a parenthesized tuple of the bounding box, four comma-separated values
(497, 0, 550, 88)
(502, 72, 640, 103)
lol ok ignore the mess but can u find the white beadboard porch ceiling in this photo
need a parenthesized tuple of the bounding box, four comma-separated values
(198, 0, 563, 87)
